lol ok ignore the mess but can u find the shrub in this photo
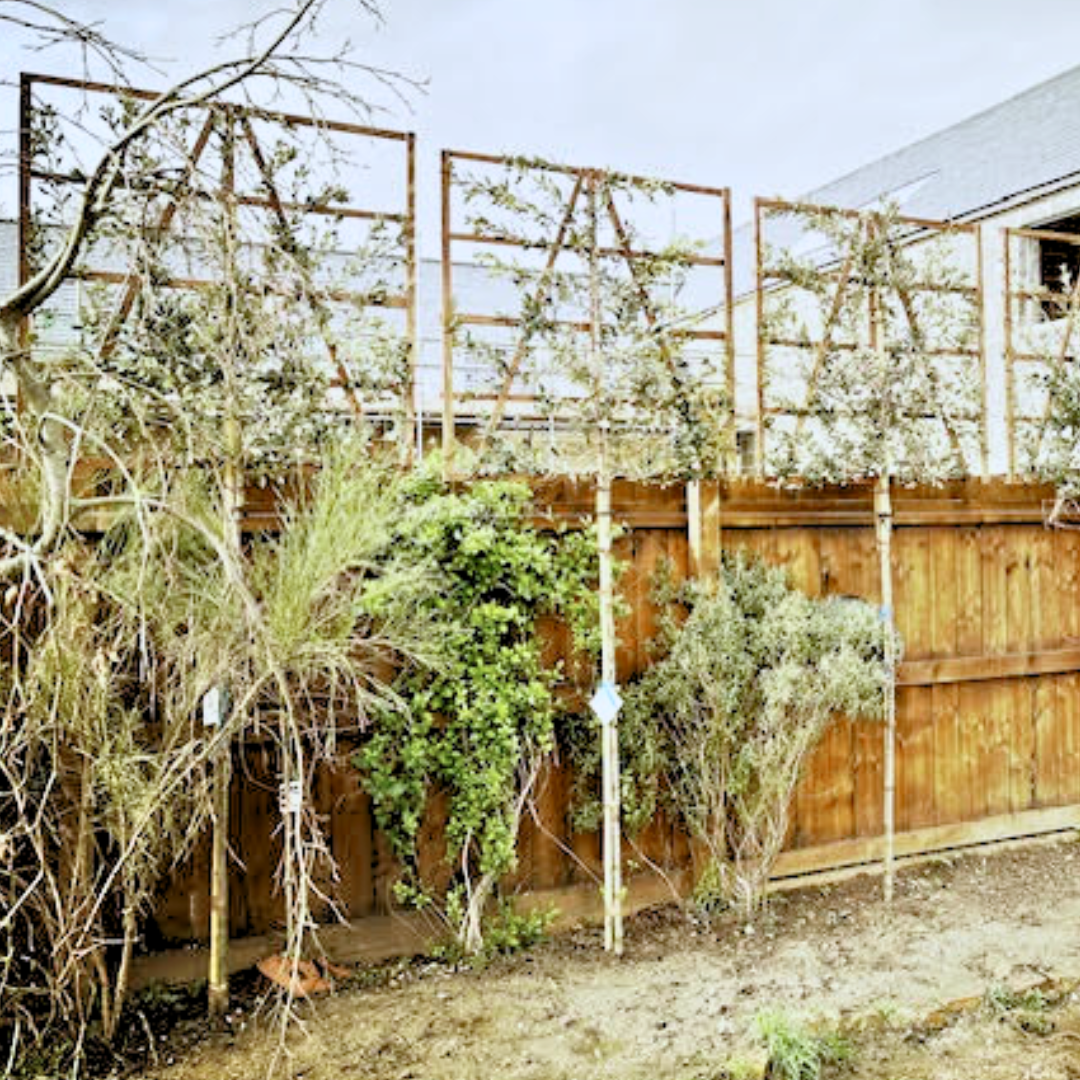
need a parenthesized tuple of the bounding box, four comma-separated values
(612, 554, 892, 915)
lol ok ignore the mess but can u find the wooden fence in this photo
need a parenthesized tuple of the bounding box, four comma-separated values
(150, 478, 1080, 944)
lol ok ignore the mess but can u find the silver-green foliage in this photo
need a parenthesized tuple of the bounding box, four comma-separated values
(1028, 355, 1080, 501)
(451, 157, 730, 479)
(617, 555, 891, 914)
(760, 205, 983, 483)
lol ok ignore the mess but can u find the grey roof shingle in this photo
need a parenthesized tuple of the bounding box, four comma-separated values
(803, 63, 1080, 221)
(730, 64, 1080, 296)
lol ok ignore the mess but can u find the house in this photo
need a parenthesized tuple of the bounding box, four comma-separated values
(732, 63, 1080, 477)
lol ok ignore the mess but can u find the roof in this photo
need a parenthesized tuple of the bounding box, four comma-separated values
(803, 63, 1080, 222)
(730, 64, 1080, 296)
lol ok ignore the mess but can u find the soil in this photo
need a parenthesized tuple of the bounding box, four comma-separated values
(130, 837, 1080, 1080)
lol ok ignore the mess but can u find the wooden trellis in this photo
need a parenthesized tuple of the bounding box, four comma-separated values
(1004, 225, 1080, 478)
(440, 149, 734, 472)
(754, 198, 987, 478)
(18, 72, 417, 452)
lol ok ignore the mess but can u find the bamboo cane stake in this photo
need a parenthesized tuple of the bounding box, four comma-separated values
(875, 473, 897, 904)
(597, 455, 622, 955)
(869, 246, 897, 905)
(207, 733, 232, 1017)
(687, 479, 702, 577)
(588, 173, 622, 954)
(209, 415, 242, 1017)
(209, 119, 241, 1019)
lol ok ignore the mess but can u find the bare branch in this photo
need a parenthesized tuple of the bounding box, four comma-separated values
(0, 0, 153, 81)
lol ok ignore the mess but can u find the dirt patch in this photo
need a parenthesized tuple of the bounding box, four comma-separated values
(843, 990, 1080, 1080)
(131, 837, 1080, 1079)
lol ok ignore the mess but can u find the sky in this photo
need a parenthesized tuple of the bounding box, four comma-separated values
(4, 0, 1080, 248)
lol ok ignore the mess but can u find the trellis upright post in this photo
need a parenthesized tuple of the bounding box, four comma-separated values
(404, 132, 418, 465)
(441, 151, 456, 479)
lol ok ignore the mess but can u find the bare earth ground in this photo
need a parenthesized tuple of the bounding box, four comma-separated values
(135, 838, 1080, 1080)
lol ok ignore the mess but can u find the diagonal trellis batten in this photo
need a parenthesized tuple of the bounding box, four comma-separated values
(237, 113, 367, 422)
(471, 172, 585, 455)
(880, 231, 971, 466)
(96, 112, 218, 362)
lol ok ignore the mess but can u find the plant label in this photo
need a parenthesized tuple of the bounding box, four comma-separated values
(590, 681, 623, 727)
(281, 780, 303, 815)
(203, 685, 226, 728)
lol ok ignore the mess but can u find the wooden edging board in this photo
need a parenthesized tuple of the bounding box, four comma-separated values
(130, 803, 1080, 990)
(771, 803, 1080, 879)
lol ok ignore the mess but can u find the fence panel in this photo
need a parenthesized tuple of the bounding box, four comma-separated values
(149, 478, 1080, 944)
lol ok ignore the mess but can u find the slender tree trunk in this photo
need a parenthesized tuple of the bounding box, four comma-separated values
(597, 458, 623, 955)
(208, 414, 241, 1018)
(587, 171, 623, 955)
(207, 742, 232, 1017)
(105, 901, 137, 1040)
(875, 473, 897, 902)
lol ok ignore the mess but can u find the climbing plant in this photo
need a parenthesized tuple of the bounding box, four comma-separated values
(756, 199, 984, 898)
(355, 471, 597, 954)
(21, 75, 415, 481)
(444, 151, 734, 950)
(444, 154, 733, 478)
(756, 200, 985, 483)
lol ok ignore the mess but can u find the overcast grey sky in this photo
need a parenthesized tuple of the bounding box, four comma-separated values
(4, 0, 1080, 244)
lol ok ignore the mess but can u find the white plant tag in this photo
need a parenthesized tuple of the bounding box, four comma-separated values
(281, 780, 303, 815)
(589, 681, 623, 727)
(203, 686, 225, 728)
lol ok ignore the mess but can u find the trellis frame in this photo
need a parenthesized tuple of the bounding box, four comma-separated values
(439, 148, 735, 473)
(18, 71, 418, 455)
(753, 197, 988, 479)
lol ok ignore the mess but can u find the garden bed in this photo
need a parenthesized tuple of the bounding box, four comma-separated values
(129, 835, 1080, 1079)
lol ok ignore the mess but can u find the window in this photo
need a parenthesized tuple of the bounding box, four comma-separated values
(1036, 213, 1080, 318)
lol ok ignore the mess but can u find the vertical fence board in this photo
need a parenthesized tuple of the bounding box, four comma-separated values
(237, 745, 283, 935)
(955, 526, 984, 823)
(1058, 532, 1080, 807)
(981, 530, 1011, 816)
(896, 529, 935, 830)
(1006, 532, 1035, 812)
(329, 764, 374, 918)
(1031, 529, 1061, 805)
(930, 529, 962, 826)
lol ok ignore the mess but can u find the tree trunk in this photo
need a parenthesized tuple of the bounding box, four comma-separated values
(597, 468, 623, 955)
(875, 474, 897, 902)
